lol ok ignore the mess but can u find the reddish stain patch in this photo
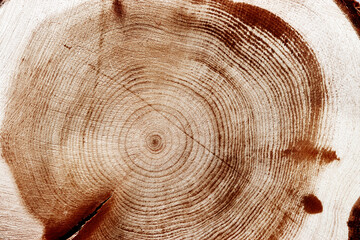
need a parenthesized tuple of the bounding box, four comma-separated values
(284, 140, 339, 164)
(283, 140, 319, 161)
(113, 0, 124, 19)
(302, 194, 323, 214)
(321, 148, 340, 164)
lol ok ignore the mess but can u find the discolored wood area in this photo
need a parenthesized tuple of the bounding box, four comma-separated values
(0, 0, 359, 239)
(334, 0, 360, 36)
(348, 197, 360, 240)
(302, 194, 323, 214)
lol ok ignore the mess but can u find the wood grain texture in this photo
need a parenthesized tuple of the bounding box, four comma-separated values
(0, 0, 359, 239)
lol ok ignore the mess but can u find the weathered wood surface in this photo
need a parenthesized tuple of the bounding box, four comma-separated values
(0, 0, 359, 239)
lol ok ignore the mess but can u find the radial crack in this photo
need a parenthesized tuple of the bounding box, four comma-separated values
(58, 195, 112, 240)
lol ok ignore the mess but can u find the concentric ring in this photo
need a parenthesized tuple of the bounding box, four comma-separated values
(0, 0, 329, 239)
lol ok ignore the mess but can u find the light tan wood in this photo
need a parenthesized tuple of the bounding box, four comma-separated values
(0, 0, 359, 239)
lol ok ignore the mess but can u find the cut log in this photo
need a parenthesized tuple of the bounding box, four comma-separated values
(0, 0, 359, 239)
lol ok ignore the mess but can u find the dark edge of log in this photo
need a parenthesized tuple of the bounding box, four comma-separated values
(334, 0, 360, 37)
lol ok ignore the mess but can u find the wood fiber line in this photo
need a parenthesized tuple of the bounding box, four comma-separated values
(0, 0, 335, 239)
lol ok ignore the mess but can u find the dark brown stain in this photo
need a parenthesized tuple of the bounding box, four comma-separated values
(283, 140, 339, 164)
(334, 0, 360, 37)
(0, 0, 329, 239)
(302, 194, 323, 214)
(348, 197, 360, 240)
(113, 0, 124, 19)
